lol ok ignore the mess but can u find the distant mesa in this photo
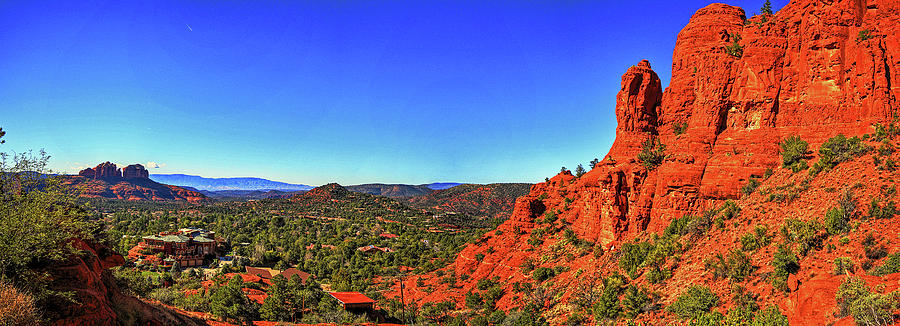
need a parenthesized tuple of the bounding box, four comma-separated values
(78, 162, 149, 180)
(69, 162, 207, 203)
(123, 164, 149, 179)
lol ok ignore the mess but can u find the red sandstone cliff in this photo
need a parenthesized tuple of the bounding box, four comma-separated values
(44, 239, 206, 325)
(390, 0, 900, 323)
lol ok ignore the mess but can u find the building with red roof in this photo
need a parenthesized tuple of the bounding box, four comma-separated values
(328, 292, 375, 311)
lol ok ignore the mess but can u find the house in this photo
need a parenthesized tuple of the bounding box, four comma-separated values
(379, 233, 398, 239)
(328, 292, 375, 311)
(129, 228, 218, 267)
(244, 266, 314, 285)
(357, 245, 393, 254)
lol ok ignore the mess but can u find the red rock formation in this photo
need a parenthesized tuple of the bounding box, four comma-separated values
(92, 162, 122, 179)
(44, 239, 207, 325)
(544, 0, 899, 246)
(390, 0, 900, 322)
(122, 164, 149, 179)
(78, 167, 95, 178)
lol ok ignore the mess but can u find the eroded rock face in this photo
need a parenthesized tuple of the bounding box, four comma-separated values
(78, 168, 95, 178)
(122, 164, 149, 179)
(523, 0, 899, 246)
(91, 162, 122, 180)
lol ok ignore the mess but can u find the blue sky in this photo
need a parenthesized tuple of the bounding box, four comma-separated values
(0, 0, 786, 185)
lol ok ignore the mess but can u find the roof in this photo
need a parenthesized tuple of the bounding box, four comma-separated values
(162, 234, 191, 242)
(281, 268, 312, 284)
(142, 234, 191, 242)
(245, 267, 273, 279)
(379, 233, 398, 238)
(328, 292, 375, 305)
(193, 236, 215, 243)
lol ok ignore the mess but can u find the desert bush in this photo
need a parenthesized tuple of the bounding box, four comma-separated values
(824, 207, 850, 235)
(779, 136, 810, 172)
(869, 198, 898, 219)
(869, 253, 900, 276)
(637, 139, 667, 170)
(646, 265, 672, 284)
(863, 233, 888, 261)
(810, 134, 870, 175)
(740, 225, 771, 252)
(668, 285, 720, 320)
(674, 122, 688, 135)
(781, 218, 825, 255)
(704, 250, 754, 282)
(592, 274, 627, 321)
(725, 32, 743, 57)
(833, 257, 854, 275)
(0, 281, 41, 326)
(771, 244, 799, 292)
(835, 276, 897, 325)
(751, 306, 789, 326)
(873, 122, 898, 141)
(619, 241, 654, 278)
(622, 285, 654, 318)
(856, 29, 873, 42)
(531, 267, 555, 282)
(877, 140, 895, 157)
(742, 178, 761, 196)
(720, 200, 741, 220)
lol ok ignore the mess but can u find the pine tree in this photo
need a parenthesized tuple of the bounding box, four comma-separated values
(761, 0, 773, 15)
(589, 158, 600, 169)
(575, 164, 586, 178)
(260, 275, 290, 321)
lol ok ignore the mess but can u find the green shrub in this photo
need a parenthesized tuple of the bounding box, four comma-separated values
(646, 266, 672, 284)
(781, 218, 824, 255)
(833, 257, 854, 275)
(742, 178, 761, 196)
(779, 136, 810, 172)
(465, 292, 484, 309)
(668, 285, 720, 320)
(751, 306, 788, 326)
(704, 249, 754, 282)
(869, 198, 898, 219)
(835, 276, 897, 325)
(877, 140, 895, 157)
(532, 267, 555, 282)
(873, 122, 899, 141)
(592, 274, 626, 321)
(810, 134, 870, 175)
(869, 253, 900, 276)
(476, 278, 497, 291)
(824, 207, 850, 235)
(740, 225, 771, 252)
(619, 241, 654, 279)
(637, 139, 668, 170)
(856, 29, 873, 42)
(863, 233, 888, 261)
(720, 200, 741, 220)
(621, 285, 653, 318)
(674, 122, 688, 135)
(725, 32, 743, 57)
(771, 244, 799, 292)
(664, 215, 694, 237)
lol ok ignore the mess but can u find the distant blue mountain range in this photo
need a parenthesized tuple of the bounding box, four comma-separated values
(426, 182, 462, 190)
(149, 174, 314, 191)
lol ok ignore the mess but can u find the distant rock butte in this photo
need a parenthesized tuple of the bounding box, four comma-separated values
(70, 162, 207, 203)
(122, 164, 149, 179)
(79, 161, 152, 180)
